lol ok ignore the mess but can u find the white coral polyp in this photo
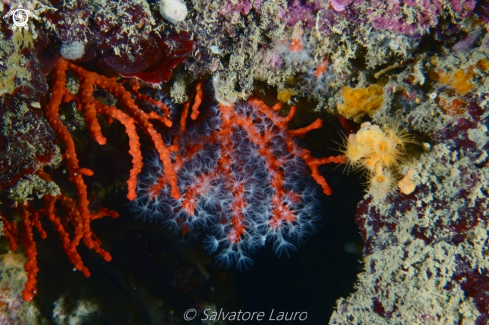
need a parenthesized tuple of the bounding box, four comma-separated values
(160, 0, 188, 24)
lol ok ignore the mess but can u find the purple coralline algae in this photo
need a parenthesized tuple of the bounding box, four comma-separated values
(219, 0, 254, 16)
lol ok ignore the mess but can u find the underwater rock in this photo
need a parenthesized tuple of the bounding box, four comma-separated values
(330, 32, 489, 325)
(43, 0, 194, 81)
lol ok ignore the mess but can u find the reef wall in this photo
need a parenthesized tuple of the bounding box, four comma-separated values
(0, 0, 488, 323)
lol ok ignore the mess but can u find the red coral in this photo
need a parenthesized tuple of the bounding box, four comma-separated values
(2, 58, 344, 300)
(1, 171, 118, 302)
(132, 91, 346, 265)
(1, 57, 182, 301)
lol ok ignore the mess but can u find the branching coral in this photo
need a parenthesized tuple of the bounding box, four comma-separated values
(132, 94, 346, 266)
(0, 57, 183, 301)
(47, 58, 179, 200)
(2, 171, 118, 302)
(1, 57, 346, 300)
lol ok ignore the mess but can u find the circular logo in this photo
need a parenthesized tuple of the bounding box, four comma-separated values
(13, 10, 29, 28)
(183, 308, 197, 321)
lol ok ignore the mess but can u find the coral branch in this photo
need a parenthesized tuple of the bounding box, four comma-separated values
(1, 215, 19, 252)
(2, 55, 186, 301)
(48, 58, 181, 200)
(190, 82, 203, 120)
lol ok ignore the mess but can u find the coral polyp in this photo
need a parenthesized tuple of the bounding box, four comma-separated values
(342, 122, 413, 198)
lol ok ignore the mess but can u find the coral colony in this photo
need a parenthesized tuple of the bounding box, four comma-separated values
(2, 56, 345, 300)
(1, 0, 489, 323)
(132, 96, 345, 266)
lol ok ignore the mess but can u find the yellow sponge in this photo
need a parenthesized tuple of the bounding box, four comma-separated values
(337, 85, 384, 120)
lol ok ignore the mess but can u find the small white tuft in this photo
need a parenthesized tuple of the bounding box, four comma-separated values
(160, 0, 188, 24)
(60, 41, 85, 60)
